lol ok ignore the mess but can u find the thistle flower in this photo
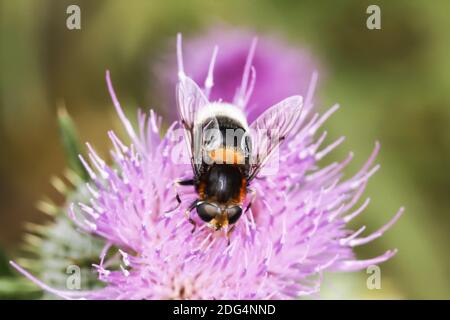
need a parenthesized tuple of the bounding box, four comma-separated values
(11, 34, 403, 300)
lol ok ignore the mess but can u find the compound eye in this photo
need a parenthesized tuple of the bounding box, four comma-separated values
(196, 203, 220, 222)
(226, 206, 243, 224)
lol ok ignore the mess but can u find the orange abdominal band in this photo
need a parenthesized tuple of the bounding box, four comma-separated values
(239, 178, 247, 203)
(208, 148, 244, 165)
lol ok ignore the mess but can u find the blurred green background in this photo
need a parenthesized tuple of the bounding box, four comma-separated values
(0, 0, 449, 299)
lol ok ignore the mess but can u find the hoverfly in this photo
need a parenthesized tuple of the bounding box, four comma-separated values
(171, 34, 303, 241)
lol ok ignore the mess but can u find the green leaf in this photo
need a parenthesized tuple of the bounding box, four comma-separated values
(0, 248, 41, 299)
(0, 247, 14, 277)
(57, 106, 89, 181)
(0, 277, 41, 299)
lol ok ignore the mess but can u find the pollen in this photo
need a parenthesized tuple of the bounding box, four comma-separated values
(209, 214, 229, 230)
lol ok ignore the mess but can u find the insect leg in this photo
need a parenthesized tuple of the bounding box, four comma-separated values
(184, 199, 198, 234)
(164, 178, 195, 213)
(178, 179, 195, 186)
(244, 188, 257, 214)
(226, 225, 236, 246)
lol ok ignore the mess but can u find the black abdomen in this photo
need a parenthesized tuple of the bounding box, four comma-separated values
(203, 165, 244, 204)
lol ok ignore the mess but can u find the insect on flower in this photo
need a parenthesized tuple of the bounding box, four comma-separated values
(171, 34, 303, 240)
(8, 31, 403, 300)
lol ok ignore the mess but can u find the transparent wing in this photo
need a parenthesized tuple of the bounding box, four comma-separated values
(176, 76, 220, 175)
(248, 95, 303, 181)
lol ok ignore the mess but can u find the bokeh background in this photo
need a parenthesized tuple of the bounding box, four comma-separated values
(1, 0, 449, 299)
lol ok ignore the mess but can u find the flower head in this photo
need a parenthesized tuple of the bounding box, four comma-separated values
(12, 33, 402, 300)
